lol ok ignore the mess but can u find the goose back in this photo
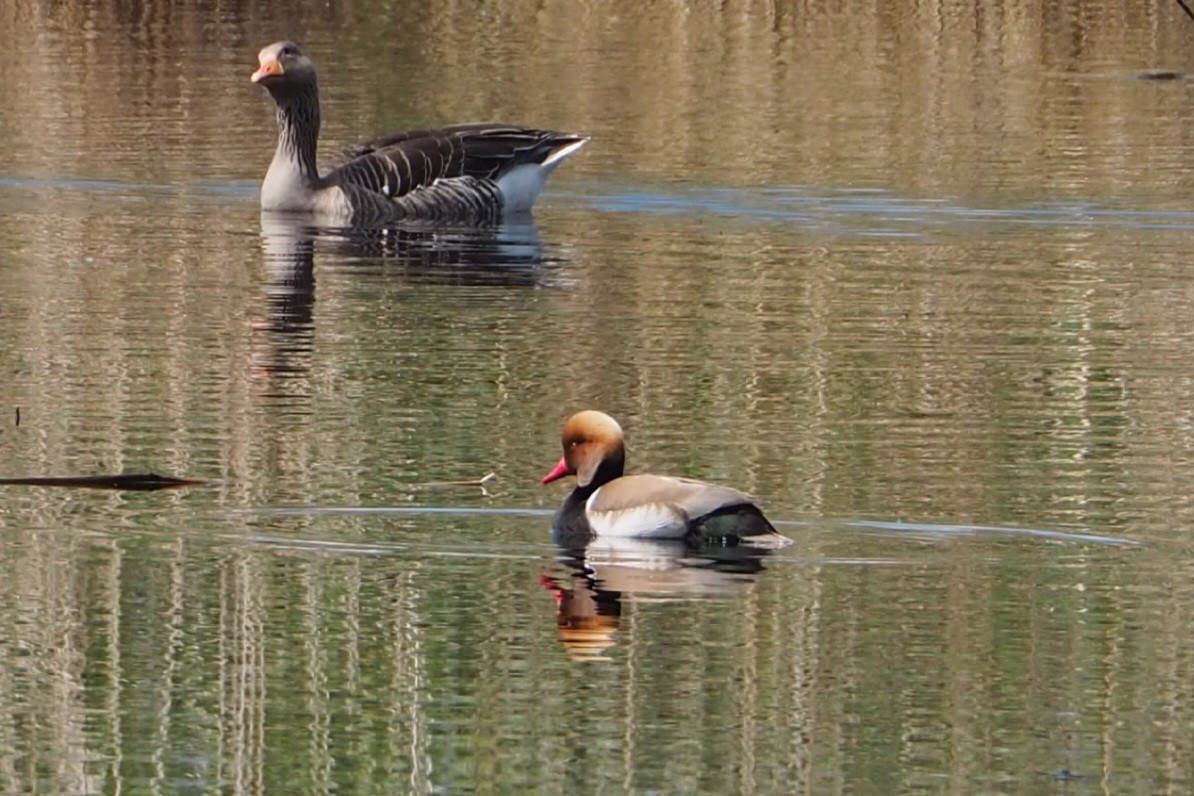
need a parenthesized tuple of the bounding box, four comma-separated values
(326, 124, 587, 224)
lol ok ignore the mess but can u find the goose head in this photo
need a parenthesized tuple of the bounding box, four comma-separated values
(542, 411, 627, 489)
(251, 41, 317, 97)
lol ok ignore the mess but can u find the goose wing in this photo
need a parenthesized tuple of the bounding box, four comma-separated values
(326, 123, 585, 200)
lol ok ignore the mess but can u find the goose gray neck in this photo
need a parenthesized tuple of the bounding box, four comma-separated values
(262, 80, 322, 209)
(275, 81, 320, 181)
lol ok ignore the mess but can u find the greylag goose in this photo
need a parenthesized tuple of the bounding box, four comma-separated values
(542, 411, 789, 545)
(251, 41, 588, 224)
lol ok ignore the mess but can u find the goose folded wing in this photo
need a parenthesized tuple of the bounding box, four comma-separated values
(325, 133, 463, 200)
(450, 125, 572, 177)
(328, 124, 570, 199)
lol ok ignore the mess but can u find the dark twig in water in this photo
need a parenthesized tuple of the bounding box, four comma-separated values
(1138, 69, 1185, 81)
(1039, 769, 1085, 782)
(1179, 0, 1194, 23)
(0, 473, 206, 491)
(417, 472, 497, 488)
(14, 408, 18, 427)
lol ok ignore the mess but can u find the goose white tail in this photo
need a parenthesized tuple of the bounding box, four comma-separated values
(496, 138, 589, 213)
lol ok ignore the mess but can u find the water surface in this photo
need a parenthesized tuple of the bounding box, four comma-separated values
(2, 0, 1194, 792)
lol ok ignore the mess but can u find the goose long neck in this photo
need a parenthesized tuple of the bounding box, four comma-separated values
(274, 81, 320, 183)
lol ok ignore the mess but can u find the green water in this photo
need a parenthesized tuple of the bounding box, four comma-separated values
(2, 0, 1194, 792)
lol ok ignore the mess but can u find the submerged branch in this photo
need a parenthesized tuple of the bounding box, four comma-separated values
(0, 473, 207, 491)
(415, 472, 497, 488)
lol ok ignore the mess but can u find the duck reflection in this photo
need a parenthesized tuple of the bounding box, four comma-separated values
(540, 536, 781, 661)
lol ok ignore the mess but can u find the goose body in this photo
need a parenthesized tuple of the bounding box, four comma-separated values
(252, 42, 588, 225)
(542, 411, 789, 546)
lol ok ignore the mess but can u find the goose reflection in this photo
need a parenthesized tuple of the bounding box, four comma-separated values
(252, 215, 319, 393)
(252, 214, 562, 387)
(261, 212, 559, 288)
(540, 536, 781, 661)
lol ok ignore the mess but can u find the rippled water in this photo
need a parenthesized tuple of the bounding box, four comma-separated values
(4, 0, 1194, 792)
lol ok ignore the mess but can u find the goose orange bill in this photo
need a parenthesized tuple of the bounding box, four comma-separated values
(251, 56, 282, 83)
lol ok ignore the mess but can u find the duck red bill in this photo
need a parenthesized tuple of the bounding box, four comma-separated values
(541, 457, 570, 485)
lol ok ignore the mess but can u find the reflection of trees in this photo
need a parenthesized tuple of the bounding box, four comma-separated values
(5, 0, 1194, 194)
(0, 509, 1188, 791)
(2, 0, 1194, 791)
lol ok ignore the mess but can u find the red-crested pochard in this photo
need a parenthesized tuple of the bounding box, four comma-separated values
(542, 411, 788, 545)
